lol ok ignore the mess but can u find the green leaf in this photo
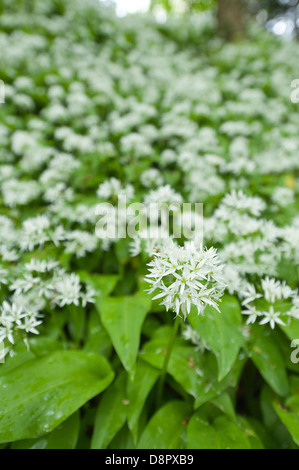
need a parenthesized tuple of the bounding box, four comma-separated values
(289, 375, 299, 395)
(273, 396, 299, 446)
(11, 413, 80, 449)
(211, 392, 236, 419)
(187, 412, 217, 449)
(137, 401, 190, 449)
(246, 417, 277, 449)
(0, 336, 64, 377)
(251, 328, 289, 396)
(187, 412, 252, 449)
(84, 310, 112, 357)
(91, 372, 128, 449)
(279, 317, 299, 342)
(77, 272, 119, 299)
(140, 326, 245, 408)
(97, 291, 151, 377)
(260, 386, 296, 449)
(236, 416, 265, 449)
(0, 351, 114, 443)
(127, 359, 160, 442)
(274, 330, 299, 373)
(189, 295, 243, 380)
(109, 425, 135, 450)
(67, 304, 85, 343)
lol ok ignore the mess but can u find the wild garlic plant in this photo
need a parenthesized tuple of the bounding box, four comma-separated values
(145, 240, 226, 404)
(0, 0, 298, 449)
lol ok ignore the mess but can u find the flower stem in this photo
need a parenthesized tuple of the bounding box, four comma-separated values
(156, 314, 181, 408)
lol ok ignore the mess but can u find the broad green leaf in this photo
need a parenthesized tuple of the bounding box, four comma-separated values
(0, 351, 114, 443)
(97, 291, 151, 377)
(274, 330, 299, 373)
(236, 416, 265, 449)
(187, 413, 217, 449)
(211, 392, 236, 419)
(260, 386, 296, 449)
(11, 413, 80, 449)
(140, 326, 245, 408)
(246, 417, 277, 449)
(289, 375, 299, 395)
(91, 372, 128, 449)
(279, 317, 299, 342)
(286, 395, 299, 413)
(251, 329, 289, 396)
(84, 310, 112, 357)
(137, 401, 190, 449)
(109, 425, 135, 450)
(187, 412, 252, 449)
(189, 295, 244, 380)
(273, 396, 299, 446)
(0, 336, 64, 377)
(115, 238, 131, 265)
(127, 359, 160, 442)
(67, 304, 85, 343)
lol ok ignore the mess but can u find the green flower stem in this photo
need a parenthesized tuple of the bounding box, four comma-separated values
(156, 314, 181, 408)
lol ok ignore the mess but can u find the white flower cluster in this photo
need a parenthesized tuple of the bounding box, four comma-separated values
(0, 257, 96, 358)
(240, 277, 299, 329)
(0, 301, 42, 360)
(97, 177, 135, 201)
(145, 241, 225, 318)
(0, 0, 298, 356)
(9, 260, 95, 310)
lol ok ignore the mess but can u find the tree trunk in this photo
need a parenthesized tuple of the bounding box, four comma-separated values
(217, 0, 247, 41)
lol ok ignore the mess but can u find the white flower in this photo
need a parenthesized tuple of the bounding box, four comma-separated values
(221, 190, 266, 217)
(120, 133, 152, 158)
(271, 187, 295, 207)
(54, 273, 81, 307)
(24, 259, 59, 273)
(97, 177, 134, 201)
(0, 300, 43, 350)
(20, 215, 65, 251)
(81, 286, 96, 308)
(259, 306, 285, 330)
(18, 315, 43, 335)
(144, 185, 182, 206)
(140, 168, 163, 188)
(242, 305, 260, 325)
(262, 277, 284, 303)
(9, 274, 41, 296)
(261, 277, 296, 303)
(2, 179, 40, 207)
(0, 300, 27, 326)
(145, 240, 225, 318)
(241, 277, 297, 328)
(0, 267, 8, 287)
(64, 230, 98, 258)
(240, 283, 263, 306)
(0, 344, 10, 362)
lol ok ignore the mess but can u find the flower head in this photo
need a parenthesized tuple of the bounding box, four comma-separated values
(145, 240, 225, 319)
